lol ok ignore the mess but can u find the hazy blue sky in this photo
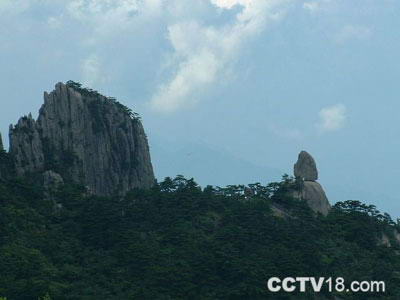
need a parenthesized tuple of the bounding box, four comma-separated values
(1, 0, 399, 217)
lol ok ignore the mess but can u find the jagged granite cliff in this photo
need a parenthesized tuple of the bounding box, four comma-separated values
(9, 82, 155, 195)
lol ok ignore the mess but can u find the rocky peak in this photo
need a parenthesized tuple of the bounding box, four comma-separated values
(293, 151, 331, 216)
(9, 81, 155, 196)
(294, 150, 318, 181)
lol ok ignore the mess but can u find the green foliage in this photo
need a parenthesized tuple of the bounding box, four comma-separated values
(38, 293, 52, 300)
(0, 151, 15, 178)
(0, 175, 399, 299)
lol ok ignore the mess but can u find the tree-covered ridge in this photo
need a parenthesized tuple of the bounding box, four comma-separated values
(0, 175, 399, 299)
(65, 81, 141, 121)
(0, 151, 15, 178)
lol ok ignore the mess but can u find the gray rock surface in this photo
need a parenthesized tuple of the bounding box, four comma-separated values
(0, 132, 3, 152)
(378, 233, 392, 247)
(43, 170, 64, 190)
(294, 150, 318, 181)
(9, 82, 155, 196)
(394, 230, 400, 244)
(271, 204, 292, 219)
(300, 181, 331, 216)
(380, 230, 400, 248)
(0, 132, 3, 179)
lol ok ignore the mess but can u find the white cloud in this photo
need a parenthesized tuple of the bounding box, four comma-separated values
(317, 104, 347, 133)
(303, 1, 320, 12)
(68, 0, 139, 19)
(149, 0, 290, 113)
(67, 0, 139, 32)
(64, 0, 164, 83)
(81, 54, 108, 87)
(66, 0, 162, 39)
(335, 25, 372, 44)
(211, 0, 253, 9)
(303, 0, 332, 13)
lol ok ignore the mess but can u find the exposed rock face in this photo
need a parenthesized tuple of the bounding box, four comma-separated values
(9, 82, 155, 196)
(0, 133, 3, 179)
(43, 170, 64, 191)
(395, 230, 400, 244)
(271, 204, 292, 219)
(294, 151, 318, 181)
(0, 132, 3, 152)
(293, 151, 331, 216)
(301, 181, 330, 216)
(378, 230, 400, 248)
(43, 170, 64, 205)
(378, 233, 392, 247)
(0, 132, 13, 179)
(9, 114, 44, 175)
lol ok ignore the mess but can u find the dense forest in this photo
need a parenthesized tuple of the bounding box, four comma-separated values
(0, 149, 400, 299)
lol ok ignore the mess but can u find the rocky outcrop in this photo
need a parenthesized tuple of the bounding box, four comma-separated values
(293, 151, 331, 216)
(0, 132, 3, 152)
(395, 230, 400, 244)
(9, 114, 44, 175)
(301, 181, 330, 216)
(0, 132, 14, 179)
(378, 230, 400, 248)
(0, 132, 4, 179)
(43, 170, 64, 191)
(9, 82, 155, 196)
(378, 233, 392, 247)
(271, 204, 292, 219)
(294, 151, 318, 181)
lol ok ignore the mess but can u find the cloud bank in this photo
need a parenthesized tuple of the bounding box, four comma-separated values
(149, 0, 290, 113)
